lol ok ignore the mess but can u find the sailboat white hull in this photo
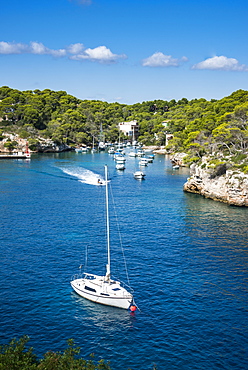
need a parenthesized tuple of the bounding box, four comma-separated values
(71, 166, 136, 311)
(71, 274, 133, 309)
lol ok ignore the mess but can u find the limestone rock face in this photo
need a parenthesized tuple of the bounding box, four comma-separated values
(183, 163, 248, 207)
(170, 152, 188, 166)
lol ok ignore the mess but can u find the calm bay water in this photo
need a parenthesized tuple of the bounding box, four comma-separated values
(0, 151, 247, 369)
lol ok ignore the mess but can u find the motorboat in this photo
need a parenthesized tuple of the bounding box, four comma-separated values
(139, 158, 148, 166)
(116, 163, 125, 170)
(137, 150, 144, 157)
(108, 147, 115, 154)
(115, 155, 126, 163)
(134, 171, 146, 180)
(129, 151, 137, 157)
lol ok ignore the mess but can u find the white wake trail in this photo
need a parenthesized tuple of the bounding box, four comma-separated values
(60, 166, 106, 186)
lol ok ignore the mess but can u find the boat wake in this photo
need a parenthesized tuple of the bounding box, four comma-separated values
(59, 166, 106, 186)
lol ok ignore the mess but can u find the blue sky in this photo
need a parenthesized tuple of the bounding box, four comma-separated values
(1, 0, 248, 104)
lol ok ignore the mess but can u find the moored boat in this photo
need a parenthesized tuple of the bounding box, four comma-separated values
(134, 171, 146, 180)
(115, 155, 126, 163)
(139, 158, 148, 166)
(116, 163, 125, 170)
(71, 165, 136, 310)
(108, 147, 115, 154)
(129, 151, 137, 157)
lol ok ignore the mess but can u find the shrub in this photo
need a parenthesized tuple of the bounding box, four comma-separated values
(207, 159, 225, 169)
(0, 336, 113, 370)
(231, 153, 247, 163)
(243, 165, 248, 174)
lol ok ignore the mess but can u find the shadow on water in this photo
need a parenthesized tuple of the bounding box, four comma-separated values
(71, 292, 136, 331)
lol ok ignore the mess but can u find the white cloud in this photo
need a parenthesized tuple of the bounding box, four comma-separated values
(29, 42, 67, 57)
(67, 43, 85, 54)
(0, 41, 125, 63)
(70, 45, 127, 63)
(0, 41, 28, 54)
(29, 42, 48, 54)
(142, 52, 188, 67)
(192, 55, 248, 71)
(0, 41, 67, 57)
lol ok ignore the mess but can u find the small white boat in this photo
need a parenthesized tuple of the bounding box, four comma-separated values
(116, 163, 125, 170)
(137, 150, 144, 157)
(129, 151, 137, 157)
(115, 155, 126, 163)
(98, 142, 106, 151)
(71, 166, 136, 310)
(108, 147, 115, 154)
(1, 144, 31, 159)
(134, 171, 146, 180)
(145, 157, 153, 163)
(139, 158, 148, 166)
(114, 149, 124, 159)
(173, 165, 180, 169)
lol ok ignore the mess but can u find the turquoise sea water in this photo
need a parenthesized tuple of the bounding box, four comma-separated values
(0, 151, 247, 369)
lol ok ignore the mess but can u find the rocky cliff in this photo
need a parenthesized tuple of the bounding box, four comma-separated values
(183, 161, 248, 207)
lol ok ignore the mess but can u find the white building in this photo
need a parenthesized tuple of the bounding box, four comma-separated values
(118, 120, 139, 141)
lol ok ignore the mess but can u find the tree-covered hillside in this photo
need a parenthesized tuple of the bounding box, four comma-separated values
(0, 86, 171, 149)
(165, 90, 248, 172)
(0, 86, 247, 171)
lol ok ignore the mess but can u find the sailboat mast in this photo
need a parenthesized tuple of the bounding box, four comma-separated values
(105, 165, 111, 280)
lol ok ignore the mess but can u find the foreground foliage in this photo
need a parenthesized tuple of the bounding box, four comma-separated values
(0, 336, 113, 370)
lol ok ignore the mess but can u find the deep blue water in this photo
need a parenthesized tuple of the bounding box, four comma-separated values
(0, 151, 247, 370)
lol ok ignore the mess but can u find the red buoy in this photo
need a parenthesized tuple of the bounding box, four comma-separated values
(130, 305, 137, 312)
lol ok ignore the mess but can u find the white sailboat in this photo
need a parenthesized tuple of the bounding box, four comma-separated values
(71, 165, 136, 310)
(91, 136, 96, 153)
(98, 123, 106, 151)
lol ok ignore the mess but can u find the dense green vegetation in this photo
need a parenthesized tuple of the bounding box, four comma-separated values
(165, 90, 248, 171)
(0, 336, 112, 370)
(0, 86, 247, 171)
(0, 86, 171, 148)
(0, 336, 158, 370)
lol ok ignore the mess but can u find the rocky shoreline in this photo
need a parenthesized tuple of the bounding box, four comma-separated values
(0, 133, 73, 154)
(183, 162, 248, 207)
